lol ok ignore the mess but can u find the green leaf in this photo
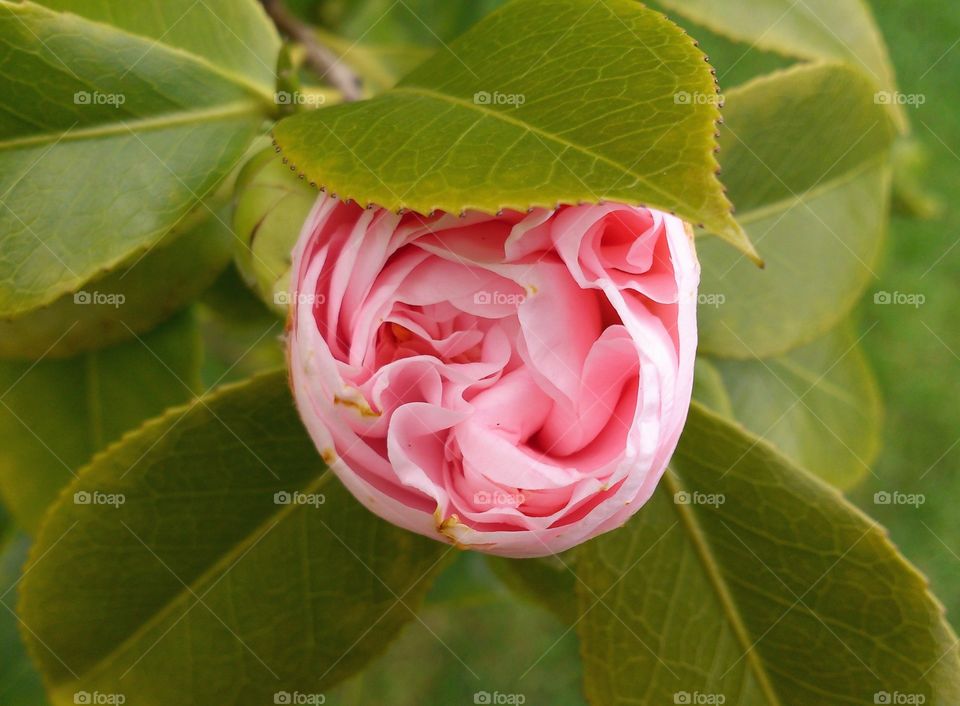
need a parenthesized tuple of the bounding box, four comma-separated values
(33, 0, 281, 94)
(197, 267, 286, 388)
(575, 402, 960, 705)
(0, 534, 49, 706)
(698, 62, 895, 358)
(710, 325, 883, 490)
(331, 0, 507, 46)
(0, 194, 232, 359)
(655, 0, 907, 131)
(847, 0, 960, 628)
(0, 310, 201, 533)
(692, 357, 734, 418)
(487, 555, 578, 625)
(274, 0, 756, 259)
(0, 1, 272, 317)
(19, 371, 450, 705)
(647, 1, 795, 89)
(311, 27, 434, 93)
(330, 553, 587, 706)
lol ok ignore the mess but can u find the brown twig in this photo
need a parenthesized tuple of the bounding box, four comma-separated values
(261, 0, 363, 102)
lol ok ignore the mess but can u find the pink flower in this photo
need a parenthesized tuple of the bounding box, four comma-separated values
(288, 197, 699, 558)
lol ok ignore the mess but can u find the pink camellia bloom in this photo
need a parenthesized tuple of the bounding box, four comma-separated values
(288, 196, 699, 558)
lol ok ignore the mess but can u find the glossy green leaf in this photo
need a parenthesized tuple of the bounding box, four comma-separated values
(656, 0, 907, 130)
(33, 0, 281, 94)
(711, 326, 883, 490)
(575, 402, 960, 705)
(0, 1, 272, 317)
(698, 63, 895, 358)
(274, 0, 756, 259)
(19, 371, 449, 706)
(0, 195, 232, 359)
(0, 311, 201, 533)
(0, 534, 49, 706)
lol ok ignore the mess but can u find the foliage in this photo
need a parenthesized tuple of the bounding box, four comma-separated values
(0, 0, 955, 703)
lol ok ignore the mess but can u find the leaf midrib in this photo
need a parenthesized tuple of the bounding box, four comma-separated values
(388, 85, 684, 211)
(0, 100, 264, 151)
(662, 469, 785, 706)
(47, 430, 333, 691)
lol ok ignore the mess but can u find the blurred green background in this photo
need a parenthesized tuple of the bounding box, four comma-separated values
(850, 0, 960, 624)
